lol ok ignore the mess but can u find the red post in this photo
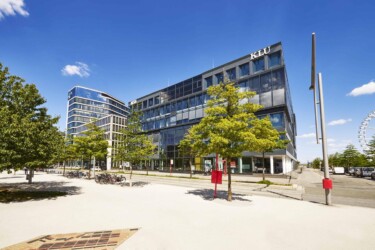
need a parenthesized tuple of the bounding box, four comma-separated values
(170, 159, 173, 176)
(214, 153, 218, 198)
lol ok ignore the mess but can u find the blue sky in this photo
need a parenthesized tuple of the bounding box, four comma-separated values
(1, 0, 375, 163)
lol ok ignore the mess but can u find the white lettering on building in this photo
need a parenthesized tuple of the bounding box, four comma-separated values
(250, 46, 271, 60)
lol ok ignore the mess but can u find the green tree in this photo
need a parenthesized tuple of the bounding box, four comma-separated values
(341, 144, 361, 169)
(115, 110, 155, 179)
(74, 122, 108, 179)
(328, 152, 342, 168)
(181, 81, 269, 201)
(365, 136, 375, 166)
(178, 137, 196, 178)
(0, 63, 61, 183)
(53, 134, 78, 175)
(311, 157, 322, 169)
(250, 117, 288, 181)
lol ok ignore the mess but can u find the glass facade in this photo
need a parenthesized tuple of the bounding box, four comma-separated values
(130, 42, 297, 173)
(67, 86, 128, 136)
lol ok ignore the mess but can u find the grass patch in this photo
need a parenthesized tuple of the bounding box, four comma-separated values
(257, 180, 273, 186)
(0, 190, 68, 203)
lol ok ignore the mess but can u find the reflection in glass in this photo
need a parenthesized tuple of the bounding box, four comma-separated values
(253, 57, 265, 72)
(239, 63, 249, 77)
(269, 52, 281, 68)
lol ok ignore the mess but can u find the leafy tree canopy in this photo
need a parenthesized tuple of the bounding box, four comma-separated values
(0, 63, 61, 176)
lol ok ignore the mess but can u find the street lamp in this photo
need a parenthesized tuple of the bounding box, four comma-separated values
(310, 32, 332, 205)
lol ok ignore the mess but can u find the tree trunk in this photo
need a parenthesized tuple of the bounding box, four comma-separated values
(88, 157, 91, 180)
(262, 152, 265, 181)
(93, 156, 96, 178)
(63, 161, 66, 176)
(189, 158, 192, 179)
(227, 158, 232, 201)
(146, 161, 149, 176)
(28, 169, 34, 184)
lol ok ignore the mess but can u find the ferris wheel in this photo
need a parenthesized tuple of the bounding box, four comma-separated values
(358, 110, 375, 151)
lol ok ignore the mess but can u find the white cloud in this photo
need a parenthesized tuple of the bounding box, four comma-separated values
(328, 118, 352, 126)
(297, 133, 316, 138)
(347, 81, 375, 96)
(0, 0, 29, 20)
(61, 62, 90, 78)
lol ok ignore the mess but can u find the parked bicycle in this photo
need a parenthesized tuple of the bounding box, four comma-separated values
(66, 171, 87, 179)
(95, 173, 126, 184)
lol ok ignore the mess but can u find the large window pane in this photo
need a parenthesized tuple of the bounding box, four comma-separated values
(184, 80, 192, 96)
(270, 112, 284, 128)
(226, 68, 236, 81)
(273, 88, 285, 106)
(272, 68, 285, 90)
(176, 82, 183, 98)
(154, 96, 160, 105)
(167, 86, 175, 100)
(238, 80, 248, 93)
(249, 76, 260, 93)
(239, 63, 249, 77)
(196, 94, 203, 106)
(253, 57, 265, 72)
(148, 98, 153, 107)
(249, 94, 259, 104)
(189, 96, 196, 107)
(269, 52, 281, 68)
(193, 80, 202, 93)
(260, 73, 272, 93)
(181, 99, 188, 109)
(177, 100, 182, 111)
(215, 73, 224, 84)
(260, 92, 272, 108)
(205, 76, 213, 88)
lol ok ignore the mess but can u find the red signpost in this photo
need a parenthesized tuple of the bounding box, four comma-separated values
(322, 178, 332, 189)
(212, 153, 223, 198)
(211, 170, 223, 184)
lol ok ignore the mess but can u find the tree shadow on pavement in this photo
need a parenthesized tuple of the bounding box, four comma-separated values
(186, 189, 252, 202)
(0, 181, 81, 203)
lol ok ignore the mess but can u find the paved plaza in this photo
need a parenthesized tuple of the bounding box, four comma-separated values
(1, 171, 375, 249)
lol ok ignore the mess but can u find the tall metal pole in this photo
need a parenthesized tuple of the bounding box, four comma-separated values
(310, 33, 320, 144)
(318, 73, 332, 205)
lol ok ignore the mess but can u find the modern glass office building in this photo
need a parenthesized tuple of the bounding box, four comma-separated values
(129, 42, 297, 174)
(66, 86, 128, 169)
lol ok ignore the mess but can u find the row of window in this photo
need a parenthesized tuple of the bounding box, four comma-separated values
(205, 52, 281, 87)
(141, 93, 209, 120)
(135, 52, 282, 111)
(152, 112, 284, 151)
(142, 108, 205, 131)
(69, 87, 125, 109)
(69, 103, 126, 117)
(69, 98, 127, 116)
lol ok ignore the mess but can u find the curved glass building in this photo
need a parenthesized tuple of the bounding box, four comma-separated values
(66, 86, 128, 169)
